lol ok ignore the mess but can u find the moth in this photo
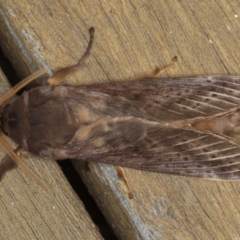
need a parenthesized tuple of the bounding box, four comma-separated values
(1, 27, 240, 189)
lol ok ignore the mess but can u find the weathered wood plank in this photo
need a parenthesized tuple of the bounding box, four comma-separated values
(1, 0, 240, 239)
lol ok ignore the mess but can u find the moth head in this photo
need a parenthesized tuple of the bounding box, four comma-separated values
(0, 68, 50, 189)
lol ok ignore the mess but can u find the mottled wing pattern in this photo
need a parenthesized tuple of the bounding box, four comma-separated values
(83, 76, 240, 120)
(62, 76, 240, 179)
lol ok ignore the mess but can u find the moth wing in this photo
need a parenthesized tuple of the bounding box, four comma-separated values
(62, 76, 240, 180)
(82, 76, 240, 121)
(63, 120, 240, 180)
(132, 128, 240, 180)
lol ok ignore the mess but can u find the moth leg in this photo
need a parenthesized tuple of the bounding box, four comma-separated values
(115, 166, 133, 199)
(132, 56, 177, 80)
(0, 155, 18, 180)
(151, 56, 178, 77)
(47, 27, 95, 85)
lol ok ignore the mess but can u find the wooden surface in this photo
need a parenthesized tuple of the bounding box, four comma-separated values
(1, 0, 240, 239)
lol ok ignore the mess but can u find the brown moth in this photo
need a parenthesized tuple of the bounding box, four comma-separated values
(1, 26, 240, 185)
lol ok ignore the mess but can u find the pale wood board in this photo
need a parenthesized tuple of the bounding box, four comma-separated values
(1, 0, 240, 239)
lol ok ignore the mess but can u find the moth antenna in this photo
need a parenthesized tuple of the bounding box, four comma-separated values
(47, 27, 95, 85)
(0, 135, 49, 190)
(0, 68, 50, 107)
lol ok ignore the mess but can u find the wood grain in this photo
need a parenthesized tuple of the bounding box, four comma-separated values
(1, 0, 240, 239)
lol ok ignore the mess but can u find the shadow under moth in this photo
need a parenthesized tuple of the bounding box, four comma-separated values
(0, 27, 240, 193)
